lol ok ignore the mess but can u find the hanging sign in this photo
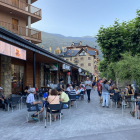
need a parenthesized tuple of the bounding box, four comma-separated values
(49, 63, 58, 71)
(62, 64, 71, 71)
(78, 68, 82, 73)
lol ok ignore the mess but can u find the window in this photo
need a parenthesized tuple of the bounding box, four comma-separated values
(88, 57, 91, 60)
(80, 63, 84, 67)
(70, 58, 72, 61)
(67, 53, 71, 55)
(12, 18, 18, 30)
(66, 59, 69, 61)
(80, 57, 84, 60)
(79, 51, 86, 56)
(88, 63, 91, 66)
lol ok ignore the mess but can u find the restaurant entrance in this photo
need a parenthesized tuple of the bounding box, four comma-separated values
(11, 64, 24, 94)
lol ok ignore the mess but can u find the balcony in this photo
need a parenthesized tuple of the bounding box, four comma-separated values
(0, 0, 41, 23)
(0, 20, 42, 44)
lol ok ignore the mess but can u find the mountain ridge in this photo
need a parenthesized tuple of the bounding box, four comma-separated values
(39, 31, 102, 59)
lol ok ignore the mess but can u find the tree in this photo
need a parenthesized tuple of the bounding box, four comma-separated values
(96, 10, 140, 63)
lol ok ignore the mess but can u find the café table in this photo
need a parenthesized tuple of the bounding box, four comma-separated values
(121, 94, 140, 118)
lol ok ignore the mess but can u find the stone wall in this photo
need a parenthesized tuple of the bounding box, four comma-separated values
(1, 55, 11, 97)
(39, 63, 44, 88)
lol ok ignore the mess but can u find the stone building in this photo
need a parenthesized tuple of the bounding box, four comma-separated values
(53, 42, 100, 76)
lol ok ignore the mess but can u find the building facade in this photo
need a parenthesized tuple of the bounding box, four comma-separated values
(0, 0, 42, 44)
(53, 42, 100, 76)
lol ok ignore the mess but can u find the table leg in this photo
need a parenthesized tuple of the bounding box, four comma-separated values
(135, 102, 136, 118)
(122, 100, 123, 116)
(21, 97, 22, 110)
(8, 104, 9, 111)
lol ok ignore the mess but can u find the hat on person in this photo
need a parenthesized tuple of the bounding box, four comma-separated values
(0, 87, 3, 90)
(30, 88, 35, 93)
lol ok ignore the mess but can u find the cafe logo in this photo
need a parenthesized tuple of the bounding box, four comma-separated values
(15, 49, 20, 57)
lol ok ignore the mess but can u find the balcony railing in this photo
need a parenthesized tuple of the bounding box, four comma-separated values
(0, 20, 41, 41)
(0, 0, 41, 17)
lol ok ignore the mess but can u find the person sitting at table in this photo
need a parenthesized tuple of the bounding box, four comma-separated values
(35, 84, 39, 92)
(69, 84, 73, 90)
(42, 88, 52, 107)
(23, 86, 30, 96)
(26, 88, 44, 121)
(47, 89, 60, 122)
(28, 84, 32, 92)
(69, 86, 79, 106)
(58, 88, 69, 109)
(66, 84, 71, 91)
(0, 87, 9, 111)
(126, 84, 135, 107)
(79, 84, 85, 92)
(126, 85, 135, 96)
(109, 84, 121, 108)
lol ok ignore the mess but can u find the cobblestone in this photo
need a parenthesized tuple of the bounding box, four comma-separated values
(0, 89, 140, 140)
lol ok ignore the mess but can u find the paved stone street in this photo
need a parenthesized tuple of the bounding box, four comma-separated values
(0, 89, 140, 140)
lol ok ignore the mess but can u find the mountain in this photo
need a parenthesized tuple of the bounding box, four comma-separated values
(39, 31, 102, 59)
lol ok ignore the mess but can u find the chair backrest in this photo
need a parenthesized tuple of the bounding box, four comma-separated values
(9, 97, 21, 103)
(69, 94, 77, 100)
(61, 100, 71, 109)
(80, 91, 84, 95)
(65, 91, 70, 94)
(48, 104, 62, 112)
(22, 96, 27, 102)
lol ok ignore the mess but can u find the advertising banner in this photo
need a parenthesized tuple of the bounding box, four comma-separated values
(0, 40, 26, 60)
(49, 63, 58, 71)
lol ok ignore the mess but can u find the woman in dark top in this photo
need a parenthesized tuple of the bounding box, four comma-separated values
(23, 86, 30, 96)
(126, 85, 134, 95)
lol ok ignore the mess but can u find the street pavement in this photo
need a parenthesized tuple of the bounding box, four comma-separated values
(0, 89, 140, 140)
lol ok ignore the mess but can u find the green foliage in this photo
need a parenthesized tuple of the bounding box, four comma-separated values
(115, 52, 140, 85)
(97, 10, 140, 85)
(96, 10, 140, 63)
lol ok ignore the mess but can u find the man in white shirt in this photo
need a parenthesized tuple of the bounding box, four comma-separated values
(26, 88, 44, 121)
(85, 77, 92, 103)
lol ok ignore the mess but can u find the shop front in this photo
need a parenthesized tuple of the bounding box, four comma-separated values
(0, 27, 84, 96)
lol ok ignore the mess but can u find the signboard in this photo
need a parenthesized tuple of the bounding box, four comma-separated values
(49, 63, 58, 71)
(62, 64, 71, 71)
(78, 68, 82, 73)
(79, 72, 86, 76)
(0, 40, 26, 60)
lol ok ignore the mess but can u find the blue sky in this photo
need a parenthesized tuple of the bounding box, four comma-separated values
(32, 0, 140, 37)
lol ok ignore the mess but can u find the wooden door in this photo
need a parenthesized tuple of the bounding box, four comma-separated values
(12, 0, 18, 7)
(12, 18, 18, 33)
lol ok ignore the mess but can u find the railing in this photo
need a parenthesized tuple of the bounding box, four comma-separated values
(0, 0, 41, 17)
(0, 20, 41, 41)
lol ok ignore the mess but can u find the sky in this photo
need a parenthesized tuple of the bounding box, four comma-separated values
(32, 0, 140, 37)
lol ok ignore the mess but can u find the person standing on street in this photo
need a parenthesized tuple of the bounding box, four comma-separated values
(97, 78, 103, 104)
(85, 77, 92, 103)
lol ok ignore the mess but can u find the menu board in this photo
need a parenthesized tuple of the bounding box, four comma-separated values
(0, 40, 26, 60)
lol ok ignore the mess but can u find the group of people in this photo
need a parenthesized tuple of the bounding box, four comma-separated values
(26, 87, 70, 121)
(96, 78, 140, 119)
(25, 77, 94, 121)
